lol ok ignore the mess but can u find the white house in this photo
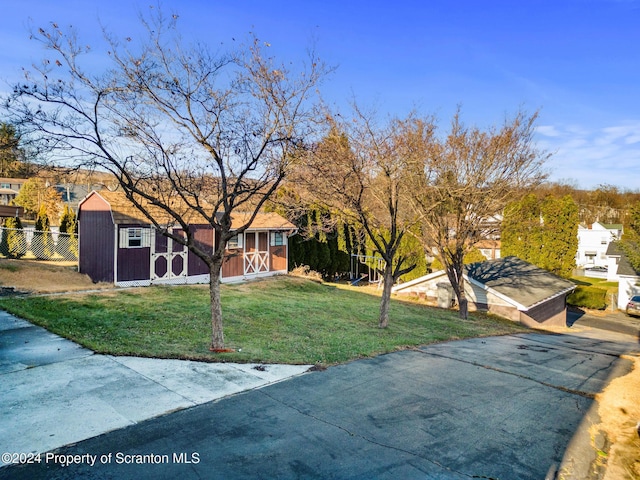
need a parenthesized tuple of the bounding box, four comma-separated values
(575, 222, 623, 268)
(605, 242, 639, 310)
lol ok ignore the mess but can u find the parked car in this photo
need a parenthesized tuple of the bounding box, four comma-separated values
(585, 266, 608, 272)
(626, 295, 640, 317)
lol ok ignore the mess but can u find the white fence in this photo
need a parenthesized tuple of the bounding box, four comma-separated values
(0, 227, 78, 261)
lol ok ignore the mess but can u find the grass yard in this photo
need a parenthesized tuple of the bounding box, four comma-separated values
(0, 276, 530, 365)
(571, 275, 619, 292)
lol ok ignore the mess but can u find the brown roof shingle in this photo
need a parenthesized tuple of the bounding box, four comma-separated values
(91, 190, 296, 230)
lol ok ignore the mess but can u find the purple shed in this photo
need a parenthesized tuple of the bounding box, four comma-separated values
(78, 190, 296, 287)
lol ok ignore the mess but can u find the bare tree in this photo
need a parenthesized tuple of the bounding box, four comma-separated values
(408, 109, 549, 319)
(4, 8, 328, 349)
(297, 107, 434, 328)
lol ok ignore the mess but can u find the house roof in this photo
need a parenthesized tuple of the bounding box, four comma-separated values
(465, 257, 576, 310)
(393, 256, 575, 311)
(601, 223, 623, 231)
(80, 190, 296, 231)
(606, 242, 639, 277)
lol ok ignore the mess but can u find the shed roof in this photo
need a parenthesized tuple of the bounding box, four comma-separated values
(80, 190, 295, 230)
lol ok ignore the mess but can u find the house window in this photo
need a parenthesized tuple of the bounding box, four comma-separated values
(270, 231, 284, 246)
(0, 183, 10, 189)
(119, 227, 151, 248)
(227, 233, 243, 249)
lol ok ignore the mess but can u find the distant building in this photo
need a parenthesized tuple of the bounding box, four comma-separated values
(0, 177, 27, 206)
(605, 242, 640, 310)
(575, 222, 623, 268)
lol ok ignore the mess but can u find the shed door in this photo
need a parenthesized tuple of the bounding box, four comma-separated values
(151, 228, 187, 281)
(244, 232, 269, 275)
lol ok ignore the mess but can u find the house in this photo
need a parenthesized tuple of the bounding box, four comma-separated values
(605, 242, 639, 310)
(0, 177, 26, 206)
(77, 190, 296, 287)
(392, 256, 576, 327)
(576, 222, 623, 269)
(475, 239, 501, 260)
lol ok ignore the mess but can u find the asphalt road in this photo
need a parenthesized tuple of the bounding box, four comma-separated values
(2, 329, 638, 480)
(568, 308, 640, 338)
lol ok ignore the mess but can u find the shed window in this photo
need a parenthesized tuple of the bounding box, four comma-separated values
(227, 233, 243, 249)
(119, 227, 151, 248)
(270, 231, 284, 246)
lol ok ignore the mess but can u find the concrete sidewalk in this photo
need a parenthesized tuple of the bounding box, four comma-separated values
(0, 311, 310, 466)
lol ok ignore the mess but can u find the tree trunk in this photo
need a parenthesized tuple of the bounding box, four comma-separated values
(209, 261, 225, 350)
(458, 292, 469, 320)
(378, 263, 394, 328)
(445, 262, 469, 320)
(453, 269, 468, 319)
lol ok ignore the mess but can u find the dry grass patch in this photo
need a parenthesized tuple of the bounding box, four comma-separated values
(0, 259, 112, 293)
(593, 354, 640, 479)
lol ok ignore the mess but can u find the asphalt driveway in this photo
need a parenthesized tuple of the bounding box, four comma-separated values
(2, 324, 638, 480)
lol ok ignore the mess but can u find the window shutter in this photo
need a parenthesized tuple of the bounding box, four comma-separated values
(119, 228, 128, 248)
(142, 228, 151, 248)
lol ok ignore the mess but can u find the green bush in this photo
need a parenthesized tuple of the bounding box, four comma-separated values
(33, 205, 53, 259)
(1, 217, 26, 258)
(567, 285, 607, 310)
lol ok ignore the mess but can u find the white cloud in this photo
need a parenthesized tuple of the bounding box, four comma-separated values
(535, 125, 561, 137)
(536, 122, 640, 190)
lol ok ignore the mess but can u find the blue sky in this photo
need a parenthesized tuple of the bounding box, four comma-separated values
(1, 0, 639, 190)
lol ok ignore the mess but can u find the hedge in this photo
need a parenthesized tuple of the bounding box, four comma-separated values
(567, 285, 607, 310)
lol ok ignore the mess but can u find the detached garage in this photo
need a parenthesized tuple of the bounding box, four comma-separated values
(392, 256, 576, 327)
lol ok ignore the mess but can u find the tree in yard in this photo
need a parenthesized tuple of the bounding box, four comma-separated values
(4, 9, 328, 349)
(538, 195, 578, 277)
(0, 216, 26, 258)
(502, 194, 578, 277)
(429, 247, 486, 272)
(12, 177, 62, 221)
(297, 109, 434, 328)
(501, 193, 543, 266)
(616, 201, 640, 272)
(33, 204, 54, 259)
(408, 110, 549, 319)
(0, 122, 36, 178)
(57, 204, 78, 259)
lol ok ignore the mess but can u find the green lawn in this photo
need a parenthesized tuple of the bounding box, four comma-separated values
(0, 276, 530, 365)
(571, 275, 619, 296)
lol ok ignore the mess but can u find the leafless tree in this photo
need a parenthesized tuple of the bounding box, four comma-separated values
(4, 8, 328, 349)
(408, 109, 549, 319)
(296, 107, 435, 328)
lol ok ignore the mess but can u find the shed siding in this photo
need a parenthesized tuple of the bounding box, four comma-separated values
(222, 250, 244, 278)
(78, 195, 115, 283)
(188, 225, 213, 276)
(270, 245, 287, 271)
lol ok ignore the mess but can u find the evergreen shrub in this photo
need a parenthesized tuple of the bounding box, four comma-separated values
(567, 286, 607, 310)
